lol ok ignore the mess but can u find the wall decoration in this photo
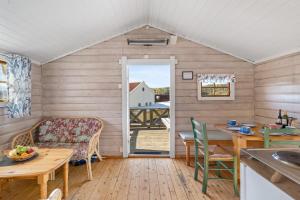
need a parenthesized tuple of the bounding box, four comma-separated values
(182, 71, 193, 80)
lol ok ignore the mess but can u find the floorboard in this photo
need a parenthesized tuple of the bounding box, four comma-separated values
(0, 158, 239, 200)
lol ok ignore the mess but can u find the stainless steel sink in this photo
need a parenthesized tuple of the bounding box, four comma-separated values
(272, 151, 300, 169)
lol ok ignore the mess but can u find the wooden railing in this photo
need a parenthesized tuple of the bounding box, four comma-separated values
(130, 108, 169, 128)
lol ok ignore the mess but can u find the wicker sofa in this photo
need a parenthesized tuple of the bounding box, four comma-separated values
(11, 117, 104, 180)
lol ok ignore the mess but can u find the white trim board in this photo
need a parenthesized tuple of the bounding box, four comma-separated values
(40, 24, 299, 66)
(43, 24, 147, 65)
(148, 24, 255, 64)
(41, 24, 255, 65)
(119, 57, 177, 158)
(148, 24, 300, 65)
(254, 49, 300, 64)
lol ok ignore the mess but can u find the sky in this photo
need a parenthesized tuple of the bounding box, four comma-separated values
(128, 64, 170, 88)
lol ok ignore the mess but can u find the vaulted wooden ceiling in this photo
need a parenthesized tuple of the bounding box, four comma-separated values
(1, 0, 299, 64)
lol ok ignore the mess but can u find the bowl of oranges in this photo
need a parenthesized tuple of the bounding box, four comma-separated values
(8, 145, 38, 161)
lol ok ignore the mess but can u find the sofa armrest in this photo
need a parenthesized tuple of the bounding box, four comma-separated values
(87, 118, 104, 158)
(11, 131, 34, 148)
(87, 132, 101, 156)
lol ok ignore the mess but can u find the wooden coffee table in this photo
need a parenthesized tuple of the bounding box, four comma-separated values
(0, 148, 73, 200)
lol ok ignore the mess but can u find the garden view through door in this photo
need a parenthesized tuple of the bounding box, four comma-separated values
(128, 64, 170, 155)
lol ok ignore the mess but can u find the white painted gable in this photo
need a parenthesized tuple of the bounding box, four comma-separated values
(129, 82, 155, 108)
(0, 0, 299, 64)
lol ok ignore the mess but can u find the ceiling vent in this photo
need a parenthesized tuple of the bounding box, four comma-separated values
(127, 38, 169, 46)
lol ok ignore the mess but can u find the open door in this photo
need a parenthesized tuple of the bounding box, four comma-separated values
(120, 57, 177, 158)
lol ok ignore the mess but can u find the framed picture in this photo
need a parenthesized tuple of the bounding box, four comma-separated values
(182, 71, 193, 80)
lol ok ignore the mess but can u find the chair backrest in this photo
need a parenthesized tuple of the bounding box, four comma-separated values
(263, 127, 300, 148)
(36, 117, 103, 143)
(48, 188, 62, 200)
(191, 117, 208, 159)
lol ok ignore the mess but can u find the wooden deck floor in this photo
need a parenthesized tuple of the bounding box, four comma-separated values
(130, 129, 169, 154)
(0, 158, 239, 200)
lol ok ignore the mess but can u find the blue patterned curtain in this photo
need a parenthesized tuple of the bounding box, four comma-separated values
(6, 54, 31, 118)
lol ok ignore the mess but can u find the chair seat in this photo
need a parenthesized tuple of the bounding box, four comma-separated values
(179, 131, 232, 141)
(208, 153, 233, 161)
(198, 145, 234, 161)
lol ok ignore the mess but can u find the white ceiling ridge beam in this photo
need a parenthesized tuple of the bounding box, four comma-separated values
(41, 23, 148, 65)
(0, 50, 41, 65)
(254, 48, 300, 64)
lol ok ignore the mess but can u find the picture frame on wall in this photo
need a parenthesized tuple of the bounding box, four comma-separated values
(182, 71, 193, 80)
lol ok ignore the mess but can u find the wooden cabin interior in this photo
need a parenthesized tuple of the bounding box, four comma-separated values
(0, 1, 300, 200)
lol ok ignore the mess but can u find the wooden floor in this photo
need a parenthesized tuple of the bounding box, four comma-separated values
(0, 158, 239, 200)
(130, 129, 169, 154)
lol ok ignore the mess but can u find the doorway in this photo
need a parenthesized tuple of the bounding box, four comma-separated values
(128, 64, 170, 155)
(120, 57, 176, 158)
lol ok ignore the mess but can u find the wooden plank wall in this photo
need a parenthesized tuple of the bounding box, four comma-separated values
(42, 27, 254, 156)
(0, 63, 42, 148)
(255, 53, 300, 125)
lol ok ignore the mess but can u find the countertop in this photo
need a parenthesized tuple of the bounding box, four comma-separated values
(241, 148, 300, 199)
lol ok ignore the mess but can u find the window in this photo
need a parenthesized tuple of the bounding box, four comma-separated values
(138, 103, 141, 107)
(198, 74, 235, 100)
(201, 82, 230, 97)
(0, 60, 8, 103)
(145, 102, 148, 106)
(142, 87, 145, 92)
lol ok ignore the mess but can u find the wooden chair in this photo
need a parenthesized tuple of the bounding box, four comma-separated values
(191, 117, 238, 195)
(263, 127, 300, 148)
(47, 188, 62, 200)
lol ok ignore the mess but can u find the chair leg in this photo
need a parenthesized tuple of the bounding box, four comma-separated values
(233, 157, 239, 196)
(202, 159, 209, 194)
(86, 158, 93, 180)
(216, 161, 221, 178)
(194, 149, 199, 180)
(95, 150, 103, 161)
(194, 163, 199, 181)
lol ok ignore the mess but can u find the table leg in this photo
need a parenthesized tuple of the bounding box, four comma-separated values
(185, 142, 191, 166)
(49, 171, 55, 180)
(234, 136, 247, 177)
(38, 174, 49, 200)
(63, 161, 69, 198)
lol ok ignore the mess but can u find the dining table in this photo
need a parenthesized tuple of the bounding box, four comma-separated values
(215, 123, 300, 176)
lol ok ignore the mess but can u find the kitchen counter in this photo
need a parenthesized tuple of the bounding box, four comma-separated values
(241, 148, 300, 200)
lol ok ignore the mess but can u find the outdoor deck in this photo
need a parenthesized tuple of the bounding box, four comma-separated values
(130, 128, 169, 154)
(0, 158, 239, 200)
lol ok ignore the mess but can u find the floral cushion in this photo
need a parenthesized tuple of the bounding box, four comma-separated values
(37, 118, 102, 143)
(36, 142, 88, 161)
